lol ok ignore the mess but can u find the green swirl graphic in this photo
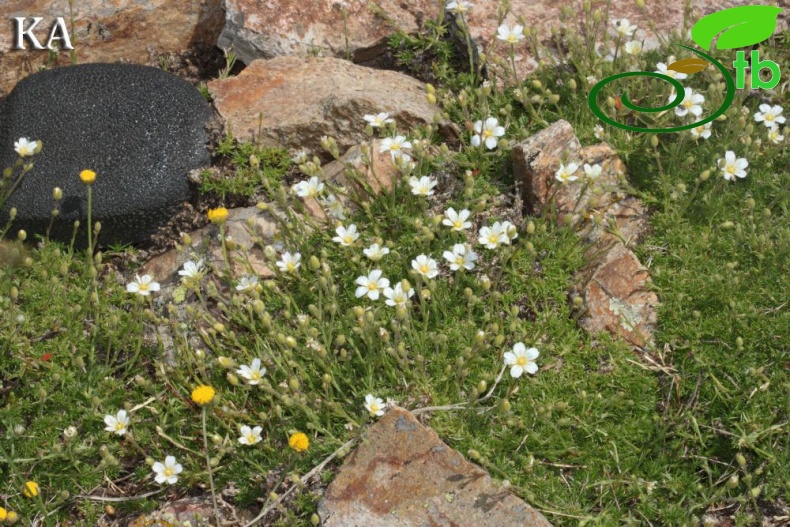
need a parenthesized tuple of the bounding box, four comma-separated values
(588, 44, 736, 133)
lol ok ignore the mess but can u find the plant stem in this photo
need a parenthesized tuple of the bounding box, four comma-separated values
(202, 406, 222, 526)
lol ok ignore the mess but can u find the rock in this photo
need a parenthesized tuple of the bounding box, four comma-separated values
(319, 407, 552, 527)
(207, 56, 455, 159)
(0, 0, 224, 96)
(217, 0, 440, 66)
(0, 63, 212, 248)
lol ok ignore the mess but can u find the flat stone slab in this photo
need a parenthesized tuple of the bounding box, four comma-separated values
(0, 63, 212, 248)
(319, 407, 552, 527)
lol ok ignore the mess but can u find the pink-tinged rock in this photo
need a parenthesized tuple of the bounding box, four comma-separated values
(207, 56, 454, 158)
(218, 0, 441, 65)
(0, 0, 224, 95)
(319, 407, 552, 527)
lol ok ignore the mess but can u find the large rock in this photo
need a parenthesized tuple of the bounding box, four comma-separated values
(0, 63, 212, 248)
(0, 0, 224, 95)
(217, 0, 440, 66)
(207, 56, 455, 159)
(319, 407, 552, 527)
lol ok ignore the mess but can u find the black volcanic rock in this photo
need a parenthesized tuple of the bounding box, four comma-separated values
(0, 63, 211, 248)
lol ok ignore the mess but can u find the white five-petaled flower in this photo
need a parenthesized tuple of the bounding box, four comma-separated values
(555, 162, 579, 183)
(443, 244, 478, 271)
(364, 112, 394, 127)
(291, 151, 308, 164)
(718, 150, 748, 181)
(754, 104, 785, 129)
(442, 208, 472, 231)
(276, 252, 301, 273)
(333, 224, 360, 246)
(238, 425, 263, 446)
(363, 243, 390, 262)
(126, 274, 161, 296)
(768, 127, 784, 144)
(412, 254, 439, 279)
(499, 220, 518, 242)
(379, 135, 412, 160)
(593, 124, 605, 140)
(292, 176, 325, 199)
(237, 358, 267, 385)
(655, 60, 688, 81)
(583, 163, 602, 180)
(471, 117, 506, 150)
(104, 410, 130, 436)
(14, 137, 40, 157)
(446, 0, 473, 14)
(355, 270, 390, 300)
(624, 40, 642, 55)
(503, 343, 540, 378)
(320, 194, 347, 220)
(496, 24, 525, 44)
(364, 394, 386, 416)
(152, 456, 183, 485)
(178, 259, 205, 282)
(613, 18, 637, 38)
(478, 223, 508, 249)
(690, 122, 712, 140)
(383, 282, 414, 307)
(236, 275, 259, 291)
(672, 87, 705, 118)
(409, 176, 438, 196)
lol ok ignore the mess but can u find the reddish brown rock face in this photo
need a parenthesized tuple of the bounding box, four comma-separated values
(319, 407, 552, 527)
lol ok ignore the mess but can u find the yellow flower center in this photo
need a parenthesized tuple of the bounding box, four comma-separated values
(453, 220, 463, 228)
(246, 434, 256, 443)
(138, 282, 148, 291)
(726, 165, 736, 174)
(116, 422, 125, 431)
(370, 403, 380, 413)
(766, 114, 774, 122)
(343, 235, 353, 244)
(250, 371, 261, 381)
(368, 282, 378, 291)
(164, 467, 174, 477)
(455, 256, 465, 265)
(488, 234, 499, 244)
(483, 129, 493, 139)
(419, 264, 430, 274)
(390, 144, 400, 151)
(683, 100, 693, 109)
(507, 35, 517, 44)
(516, 356, 528, 366)
(286, 262, 296, 271)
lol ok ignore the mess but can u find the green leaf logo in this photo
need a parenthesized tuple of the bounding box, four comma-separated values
(691, 5, 783, 51)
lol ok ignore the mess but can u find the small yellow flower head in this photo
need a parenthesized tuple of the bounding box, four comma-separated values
(6, 510, 18, 525)
(23, 480, 39, 498)
(288, 432, 309, 452)
(207, 207, 229, 224)
(191, 385, 215, 406)
(79, 169, 97, 185)
(0, 506, 8, 521)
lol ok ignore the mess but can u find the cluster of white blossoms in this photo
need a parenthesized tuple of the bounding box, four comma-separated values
(554, 162, 602, 184)
(754, 104, 785, 144)
(612, 19, 641, 56)
(291, 171, 347, 221)
(478, 220, 517, 250)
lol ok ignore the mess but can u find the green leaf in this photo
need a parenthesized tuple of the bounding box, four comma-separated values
(691, 5, 783, 51)
(172, 285, 186, 304)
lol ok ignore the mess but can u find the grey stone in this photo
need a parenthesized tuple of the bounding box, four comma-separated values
(0, 63, 212, 248)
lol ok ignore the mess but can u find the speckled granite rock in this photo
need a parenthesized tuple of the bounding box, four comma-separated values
(0, 63, 212, 248)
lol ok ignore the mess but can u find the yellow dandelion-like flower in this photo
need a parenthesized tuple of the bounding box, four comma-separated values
(191, 385, 215, 406)
(79, 169, 97, 185)
(288, 432, 309, 452)
(6, 511, 18, 523)
(0, 506, 8, 521)
(22, 481, 39, 498)
(207, 207, 229, 224)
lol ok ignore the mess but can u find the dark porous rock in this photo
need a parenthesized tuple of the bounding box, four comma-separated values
(0, 63, 212, 248)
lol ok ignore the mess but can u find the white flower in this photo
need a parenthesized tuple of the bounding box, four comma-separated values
(593, 124, 605, 140)
(718, 150, 748, 181)
(496, 24, 525, 44)
(442, 208, 472, 231)
(236, 275, 259, 291)
(503, 343, 539, 378)
(104, 410, 130, 436)
(355, 270, 390, 300)
(624, 40, 642, 55)
(152, 456, 183, 485)
(754, 104, 785, 129)
(320, 194, 346, 220)
(14, 137, 40, 157)
(237, 358, 267, 385)
(409, 176, 438, 196)
(499, 220, 518, 242)
(383, 282, 415, 307)
(446, 0, 473, 14)
(471, 117, 506, 150)
(238, 425, 263, 446)
(379, 135, 412, 160)
(363, 243, 390, 262)
(292, 176, 325, 199)
(178, 259, 205, 281)
(126, 274, 160, 296)
(655, 61, 687, 81)
(613, 18, 637, 38)
(672, 87, 705, 118)
(478, 223, 508, 249)
(364, 394, 385, 416)
(333, 224, 360, 246)
(276, 252, 301, 273)
(583, 163, 603, 180)
(689, 122, 712, 140)
(443, 244, 478, 271)
(555, 162, 579, 183)
(364, 112, 394, 127)
(412, 254, 439, 279)
(291, 151, 308, 164)
(767, 127, 784, 144)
